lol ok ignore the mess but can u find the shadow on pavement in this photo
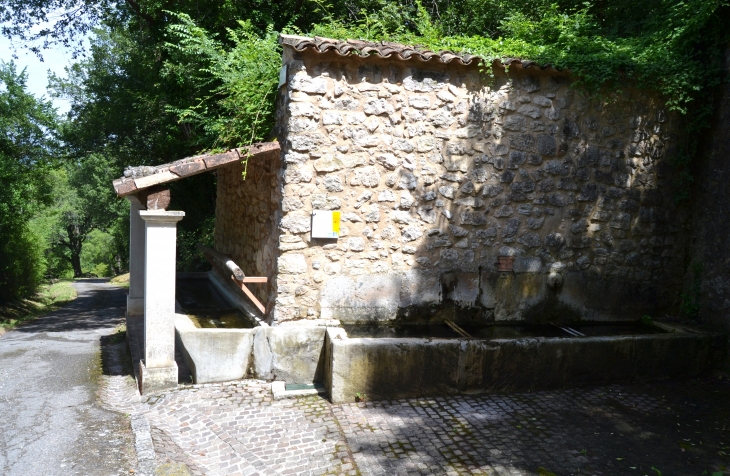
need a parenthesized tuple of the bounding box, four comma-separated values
(337, 375, 730, 475)
(13, 279, 127, 334)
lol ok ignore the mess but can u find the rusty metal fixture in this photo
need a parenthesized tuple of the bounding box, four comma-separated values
(497, 256, 514, 272)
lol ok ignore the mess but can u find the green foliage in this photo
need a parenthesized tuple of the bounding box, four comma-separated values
(312, 0, 730, 114)
(0, 280, 77, 334)
(177, 216, 215, 272)
(0, 61, 58, 302)
(0, 224, 47, 303)
(80, 229, 116, 277)
(32, 154, 125, 278)
(640, 315, 654, 326)
(162, 13, 281, 150)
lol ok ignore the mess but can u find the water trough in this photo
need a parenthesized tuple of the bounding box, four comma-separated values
(325, 321, 725, 403)
(174, 273, 327, 385)
(173, 274, 725, 403)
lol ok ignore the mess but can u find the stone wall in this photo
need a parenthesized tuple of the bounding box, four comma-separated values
(690, 46, 730, 335)
(214, 153, 281, 315)
(271, 44, 687, 324)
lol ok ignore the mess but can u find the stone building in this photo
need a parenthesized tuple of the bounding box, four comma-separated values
(116, 35, 687, 328)
(217, 35, 685, 325)
(112, 34, 706, 395)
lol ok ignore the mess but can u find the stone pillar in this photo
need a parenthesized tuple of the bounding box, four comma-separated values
(139, 210, 185, 394)
(126, 196, 146, 317)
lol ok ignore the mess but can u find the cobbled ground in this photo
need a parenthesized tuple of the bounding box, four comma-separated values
(100, 364, 730, 476)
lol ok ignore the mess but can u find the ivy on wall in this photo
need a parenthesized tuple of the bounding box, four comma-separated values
(162, 0, 729, 204)
(309, 0, 729, 205)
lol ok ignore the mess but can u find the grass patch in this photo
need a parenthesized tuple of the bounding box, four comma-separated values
(109, 273, 130, 288)
(0, 280, 78, 336)
(108, 324, 127, 344)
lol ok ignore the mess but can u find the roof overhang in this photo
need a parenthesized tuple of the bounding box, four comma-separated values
(112, 141, 280, 197)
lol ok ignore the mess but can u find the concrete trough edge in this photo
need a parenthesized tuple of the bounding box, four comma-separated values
(325, 325, 724, 403)
(174, 313, 329, 386)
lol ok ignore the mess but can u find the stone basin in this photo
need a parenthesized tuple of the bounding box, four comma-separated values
(324, 322, 726, 403)
(174, 272, 328, 385)
(173, 274, 725, 403)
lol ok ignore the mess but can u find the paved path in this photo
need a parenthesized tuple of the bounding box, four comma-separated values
(103, 373, 730, 476)
(0, 279, 136, 476)
(4, 279, 729, 476)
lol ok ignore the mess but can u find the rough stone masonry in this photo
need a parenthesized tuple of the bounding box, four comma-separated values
(215, 35, 689, 325)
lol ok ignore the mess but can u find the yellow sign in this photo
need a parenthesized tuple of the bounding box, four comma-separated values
(332, 211, 340, 234)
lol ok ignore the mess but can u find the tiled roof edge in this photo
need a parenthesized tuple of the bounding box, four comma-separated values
(279, 34, 559, 71)
(112, 141, 281, 197)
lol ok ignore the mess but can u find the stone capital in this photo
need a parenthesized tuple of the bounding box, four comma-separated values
(139, 210, 185, 223)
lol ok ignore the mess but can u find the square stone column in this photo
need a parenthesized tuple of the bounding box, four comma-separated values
(139, 210, 185, 394)
(126, 196, 145, 317)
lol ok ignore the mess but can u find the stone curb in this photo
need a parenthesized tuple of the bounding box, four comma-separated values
(131, 413, 157, 476)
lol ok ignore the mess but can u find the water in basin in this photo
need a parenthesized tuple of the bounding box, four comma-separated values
(343, 323, 461, 338)
(342, 321, 666, 339)
(176, 278, 254, 329)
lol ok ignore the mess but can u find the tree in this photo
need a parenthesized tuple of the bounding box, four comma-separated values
(0, 61, 58, 302)
(45, 153, 125, 277)
(7, 0, 728, 286)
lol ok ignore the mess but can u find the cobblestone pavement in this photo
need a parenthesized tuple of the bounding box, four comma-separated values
(101, 361, 730, 476)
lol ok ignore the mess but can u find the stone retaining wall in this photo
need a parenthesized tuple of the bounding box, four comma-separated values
(691, 47, 730, 336)
(267, 44, 688, 324)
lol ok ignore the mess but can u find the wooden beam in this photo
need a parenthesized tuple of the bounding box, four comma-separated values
(146, 188, 171, 210)
(231, 275, 266, 314)
(196, 243, 269, 316)
(133, 186, 171, 210)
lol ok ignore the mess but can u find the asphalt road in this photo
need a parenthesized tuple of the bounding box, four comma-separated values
(0, 279, 136, 476)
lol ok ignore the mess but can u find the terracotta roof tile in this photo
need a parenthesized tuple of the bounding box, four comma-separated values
(279, 34, 558, 71)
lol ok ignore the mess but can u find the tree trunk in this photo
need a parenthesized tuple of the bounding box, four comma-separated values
(71, 252, 83, 278)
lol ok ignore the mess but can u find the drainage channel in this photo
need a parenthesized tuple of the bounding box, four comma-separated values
(272, 382, 327, 400)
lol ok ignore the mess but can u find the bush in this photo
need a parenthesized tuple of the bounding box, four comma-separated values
(0, 224, 46, 303)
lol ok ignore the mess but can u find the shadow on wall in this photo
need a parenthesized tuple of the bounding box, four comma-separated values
(214, 152, 282, 323)
(316, 62, 688, 325)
